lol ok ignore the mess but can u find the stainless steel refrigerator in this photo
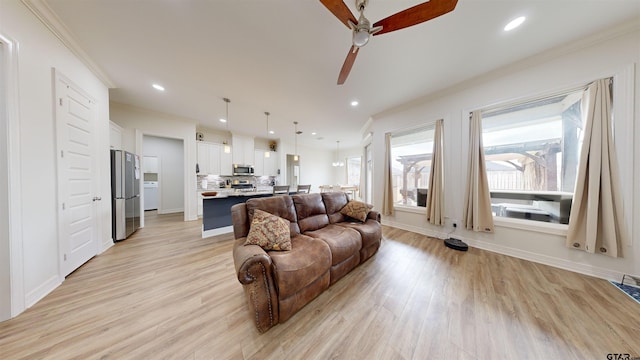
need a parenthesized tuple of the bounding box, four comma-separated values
(111, 150, 141, 241)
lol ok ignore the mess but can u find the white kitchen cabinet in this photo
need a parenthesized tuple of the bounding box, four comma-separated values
(197, 141, 232, 175)
(220, 146, 233, 175)
(254, 149, 278, 176)
(232, 134, 254, 165)
(209, 143, 222, 176)
(197, 142, 212, 174)
(143, 156, 158, 173)
(254, 150, 265, 176)
(265, 151, 278, 176)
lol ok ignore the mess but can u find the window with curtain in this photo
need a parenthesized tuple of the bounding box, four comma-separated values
(481, 86, 599, 224)
(390, 124, 435, 207)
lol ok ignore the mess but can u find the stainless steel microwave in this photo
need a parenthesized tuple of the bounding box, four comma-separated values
(233, 164, 254, 176)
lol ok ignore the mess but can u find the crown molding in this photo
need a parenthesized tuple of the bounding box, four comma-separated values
(20, 0, 115, 88)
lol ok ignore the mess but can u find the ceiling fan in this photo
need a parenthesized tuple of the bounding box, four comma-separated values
(320, 0, 459, 85)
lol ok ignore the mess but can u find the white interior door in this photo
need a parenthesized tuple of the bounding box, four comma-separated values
(55, 71, 98, 277)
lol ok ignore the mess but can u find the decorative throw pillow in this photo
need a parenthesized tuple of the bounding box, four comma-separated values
(340, 200, 371, 223)
(245, 209, 292, 251)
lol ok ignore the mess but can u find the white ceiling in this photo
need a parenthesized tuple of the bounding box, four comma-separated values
(43, 0, 640, 149)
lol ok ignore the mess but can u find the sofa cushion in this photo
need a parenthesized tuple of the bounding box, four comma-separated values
(304, 225, 362, 265)
(337, 219, 382, 250)
(321, 192, 349, 223)
(269, 234, 331, 300)
(292, 193, 329, 233)
(246, 195, 300, 236)
(245, 209, 292, 251)
(340, 200, 372, 223)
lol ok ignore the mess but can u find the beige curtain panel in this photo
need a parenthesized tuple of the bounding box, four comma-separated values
(426, 119, 444, 225)
(382, 132, 394, 216)
(566, 78, 627, 257)
(463, 111, 494, 232)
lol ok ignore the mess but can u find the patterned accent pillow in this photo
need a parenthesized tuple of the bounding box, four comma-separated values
(340, 200, 371, 223)
(245, 209, 292, 251)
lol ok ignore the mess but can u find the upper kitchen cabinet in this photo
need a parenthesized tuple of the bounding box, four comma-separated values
(220, 147, 233, 176)
(197, 141, 232, 175)
(253, 149, 265, 176)
(265, 152, 277, 176)
(232, 134, 254, 165)
(254, 149, 278, 176)
(197, 142, 212, 174)
(143, 156, 159, 173)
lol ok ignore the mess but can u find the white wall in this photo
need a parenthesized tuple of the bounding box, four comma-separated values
(110, 102, 198, 221)
(332, 146, 362, 186)
(143, 135, 184, 214)
(196, 126, 229, 144)
(277, 140, 333, 192)
(0, 36, 11, 320)
(370, 25, 640, 281)
(0, 0, 111, 319)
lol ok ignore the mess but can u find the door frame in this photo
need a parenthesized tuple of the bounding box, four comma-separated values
(136, 130, 188, 226)
(0, 33, 25, 319)
(364, 142, 373, 204)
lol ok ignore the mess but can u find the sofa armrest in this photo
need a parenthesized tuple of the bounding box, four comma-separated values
(232, 240, 280, 332)
(233, 240, 272, 283)
(367, 210, 381, 223)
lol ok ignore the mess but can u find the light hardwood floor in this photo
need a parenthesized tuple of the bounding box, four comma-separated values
(1, 211, 639, 359)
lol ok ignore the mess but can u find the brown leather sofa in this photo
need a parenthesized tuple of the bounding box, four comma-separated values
(231, 192, 382, 332)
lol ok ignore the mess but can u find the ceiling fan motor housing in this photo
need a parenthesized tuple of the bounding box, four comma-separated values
(355, 0, 368, 11)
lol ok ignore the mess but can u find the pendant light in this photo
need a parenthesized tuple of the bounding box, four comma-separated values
(264, 112, 271, 158)
(223, 98, 231, 153)
(332, 140, 344, 167)
(293, 121, 300, 161)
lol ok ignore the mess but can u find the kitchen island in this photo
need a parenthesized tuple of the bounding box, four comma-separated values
(201, 190, 295, 238)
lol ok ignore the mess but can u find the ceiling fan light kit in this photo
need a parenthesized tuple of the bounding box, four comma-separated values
(320, 0, 459, 84)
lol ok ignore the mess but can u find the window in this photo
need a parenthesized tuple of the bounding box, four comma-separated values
(390, 124, 435, 207)
(346, 155, 361, 187)
(481, 88, 586, 224)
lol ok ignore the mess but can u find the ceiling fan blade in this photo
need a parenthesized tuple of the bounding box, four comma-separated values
(320, 0, 357, 29)
(337, 46, 359, 85)
(372, 0, 458, 36)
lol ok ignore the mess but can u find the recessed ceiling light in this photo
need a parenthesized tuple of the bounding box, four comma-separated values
(351, 100, 359, 107)
(312, 132, 317, 135)
(219, 118, 227, 123)
(152, 84, 165, 91)
(504, 16, 526, 31)
(269, 130, 275, 134)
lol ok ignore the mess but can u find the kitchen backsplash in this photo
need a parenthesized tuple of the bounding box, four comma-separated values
(197, 174, 277, 190)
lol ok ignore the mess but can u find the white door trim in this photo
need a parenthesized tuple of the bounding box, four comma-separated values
(0, 32, 26, 319)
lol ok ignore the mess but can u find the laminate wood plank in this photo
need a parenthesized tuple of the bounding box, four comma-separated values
(1, 211, 639, 359)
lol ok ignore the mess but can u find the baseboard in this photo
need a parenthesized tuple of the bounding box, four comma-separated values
(25, 275, 61, 309)
(100, 238, 114, 254)
(381, 219, 450, 241)
(158, 208, 184, 215)
(202, 225, 233, 239)
(383, 221, 625, 282)
(467, 238, 626, 281)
